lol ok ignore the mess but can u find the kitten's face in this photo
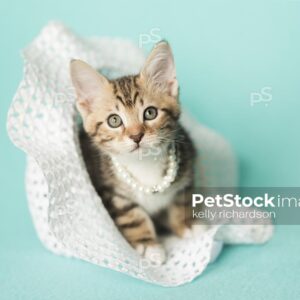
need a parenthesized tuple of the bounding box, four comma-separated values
(82, 76, 180, 155)
(71, 41, 180, 155)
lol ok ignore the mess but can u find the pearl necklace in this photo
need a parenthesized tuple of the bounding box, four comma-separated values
(111, 143, 179, 194)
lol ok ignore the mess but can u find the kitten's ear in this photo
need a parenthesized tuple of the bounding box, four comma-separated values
(141, 41, 178, 97)
(70, 59, 110, 118)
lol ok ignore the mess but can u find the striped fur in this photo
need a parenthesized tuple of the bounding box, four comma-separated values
(72, 42, 196, 262)
(80, 122, 195, 250)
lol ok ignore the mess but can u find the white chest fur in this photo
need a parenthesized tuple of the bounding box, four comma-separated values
(114, 151, 178, 215)
(134, 189, 177, 215)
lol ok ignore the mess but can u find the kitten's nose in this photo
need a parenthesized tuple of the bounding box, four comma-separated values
(129, 132, 144, 144)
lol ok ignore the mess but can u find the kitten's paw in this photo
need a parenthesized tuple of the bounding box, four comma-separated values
(182, 224, 209, 239)
(135, 243, 166, 265)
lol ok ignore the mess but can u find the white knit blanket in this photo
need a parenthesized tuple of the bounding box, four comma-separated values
(7, 22, 273, 287)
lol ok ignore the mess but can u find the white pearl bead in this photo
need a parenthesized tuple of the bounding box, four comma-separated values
(165, 175, 172, 182)
(162, 181, 170, 188)
(156, 185, 162, 191)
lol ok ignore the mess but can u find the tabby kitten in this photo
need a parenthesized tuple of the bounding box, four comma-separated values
(70, 41, 196, 264)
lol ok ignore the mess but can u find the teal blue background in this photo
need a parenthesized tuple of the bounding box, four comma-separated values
(1, 0, 300, 299)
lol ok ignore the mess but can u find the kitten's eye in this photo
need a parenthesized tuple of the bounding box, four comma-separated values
(144, 106, 158, 121)
(107, 114, 122, 128)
